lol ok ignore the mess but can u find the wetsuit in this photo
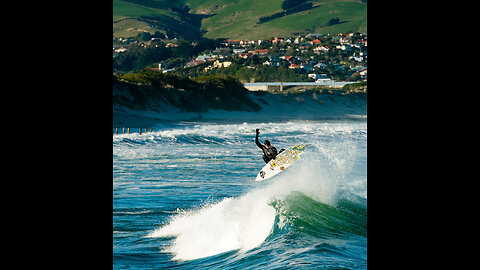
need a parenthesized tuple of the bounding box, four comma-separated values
(255, 132, 278, 163)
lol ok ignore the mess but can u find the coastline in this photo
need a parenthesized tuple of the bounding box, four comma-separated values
(113, 91, 366, 129)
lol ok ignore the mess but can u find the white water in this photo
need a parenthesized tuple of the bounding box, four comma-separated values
(148, 157, 339, 260)
(146, 121, 366, 261)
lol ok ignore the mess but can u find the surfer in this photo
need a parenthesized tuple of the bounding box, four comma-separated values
(255, 129, 284, 163)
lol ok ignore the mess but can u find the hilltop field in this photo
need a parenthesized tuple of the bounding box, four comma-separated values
(113, 0, 367, 40)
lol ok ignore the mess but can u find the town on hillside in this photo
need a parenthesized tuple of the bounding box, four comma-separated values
(113, 32, 367, 83)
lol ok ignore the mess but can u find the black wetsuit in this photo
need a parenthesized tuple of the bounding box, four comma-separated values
(255, 133, 278, 163)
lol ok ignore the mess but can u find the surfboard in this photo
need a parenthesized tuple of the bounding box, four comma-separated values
(255, 144, 305, 181)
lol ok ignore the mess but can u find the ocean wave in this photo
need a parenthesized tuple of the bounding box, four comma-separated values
(272, 191, 367, 239)
(114, 120, 367, 268)
(147, 189, 366, 261)
(113, 121, 366, 149)
(147, 147, 366, 261)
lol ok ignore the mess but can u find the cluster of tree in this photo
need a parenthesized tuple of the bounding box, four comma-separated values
(136, 31, 167, 42)
(197, 63, 309, 83)
(114, 70, 261, 112)
(327, 18, 341, 26)
(281, 0, 309, 10)
(113, 38, 224, 73)
(113, 43, 171, 72)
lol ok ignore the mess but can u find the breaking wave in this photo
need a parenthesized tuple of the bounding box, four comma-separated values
(147, 147, 366, 261)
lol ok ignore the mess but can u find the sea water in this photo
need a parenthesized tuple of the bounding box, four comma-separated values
(113, 120, 367, 269)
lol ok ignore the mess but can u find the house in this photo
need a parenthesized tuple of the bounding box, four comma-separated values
(300, 64, 314, 72)
(114, 48, 127, 53)
(253, 49, 268, 55)
(336, 44, 352, 51)
(353, 56, 364, 62)
(263, 56, 282, 66)
(316, 77, 332, 83)
(309, 73, 332, 83)
(166, 43, 178, 48)
(233, 48, 245, 54)
(352, 66, 367, 72)
(226, 39, 241, 45)
(289, 64, 301, 70)
(308, 73, 317, 80)
(248, 40, 262, 45)
(315, 46, 330, 53)
(281, 55, 294, 62)
(306, 33, 325, 38)
(315, 73, 332, 82)
(359, 69, 367, 79)
(339, 36, 351, 44)
(162, 68, 175, 73)
(351, 53, 365, 62)
(195, 54, 215, 62)
(314, 63, 328, 70)
(239, 52, 254, 59)
(213, 59, 232, 68)
(185, 60, 205, 68)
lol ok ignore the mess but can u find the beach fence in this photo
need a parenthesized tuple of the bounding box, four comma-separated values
(114, 127, 153, 135)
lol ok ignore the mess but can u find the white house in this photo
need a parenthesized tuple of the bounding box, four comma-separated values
(233, 48, 245, 54)
(314, 63, 328, 70)
(195, 54, 215, 62)
(114, 48, 127, 53)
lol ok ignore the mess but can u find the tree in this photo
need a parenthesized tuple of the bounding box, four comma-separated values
(281, 0, 307, 10)
(327, 18, 340, 26)
(137, 31, 152, 42)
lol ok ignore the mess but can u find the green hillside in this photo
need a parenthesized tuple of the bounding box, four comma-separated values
(187, 0, 366, 39)
(113, 0, 366, 39)
(113, 0, 205, 39)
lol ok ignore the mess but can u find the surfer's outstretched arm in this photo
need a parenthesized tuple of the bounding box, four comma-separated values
(255, 129, 263, 149)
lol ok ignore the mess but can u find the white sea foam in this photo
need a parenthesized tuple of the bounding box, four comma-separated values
(146, 126, 363, 261)
(148, 191, 276, 261)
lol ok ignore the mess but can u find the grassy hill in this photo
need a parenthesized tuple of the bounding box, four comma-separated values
(186, 0, 366, 39)
(113, 0, 366, 39)
(113, 0, 206, 39)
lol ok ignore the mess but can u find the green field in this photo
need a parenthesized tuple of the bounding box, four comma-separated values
(259, 1, 367, 37)
(188, 0, 366, 39)
(113, 0, 366, 39)
(113, 0, 205, 39)
(113, 0, 178, 21)
(186, 0, 283, 39)
(113, 0, 177, 38)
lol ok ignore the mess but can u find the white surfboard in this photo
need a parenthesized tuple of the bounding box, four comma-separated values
(255, 144, 305, 181)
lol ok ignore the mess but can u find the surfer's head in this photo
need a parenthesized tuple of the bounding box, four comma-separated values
(264, 140, 271, 148)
